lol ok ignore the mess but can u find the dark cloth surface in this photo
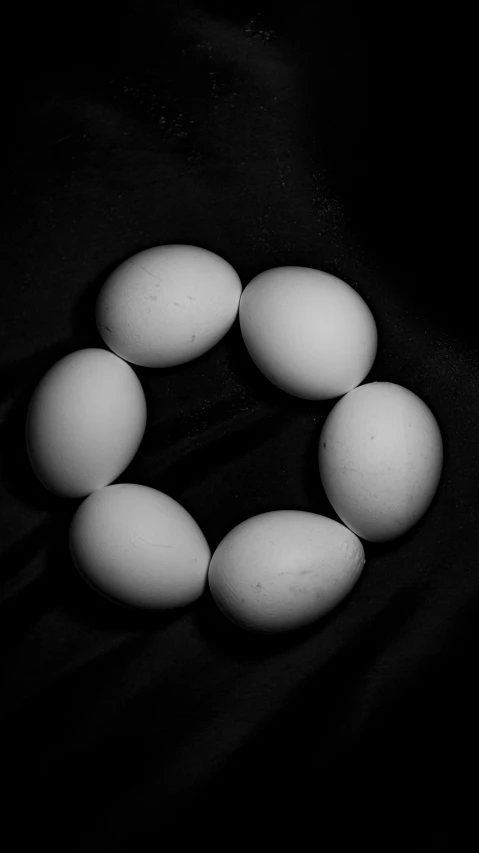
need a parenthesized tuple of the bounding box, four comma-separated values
(0, 3, 474, 850)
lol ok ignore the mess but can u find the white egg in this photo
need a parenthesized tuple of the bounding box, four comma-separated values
(95, 244, 242, 367)
(26, 348, 147, 498)
(239, 266, 377, 399)
(208, 510, 365, 633)
(69, 484, 211, 609)
(319, 382, 443, 542)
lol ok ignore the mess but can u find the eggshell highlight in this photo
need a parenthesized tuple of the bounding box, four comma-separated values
(96, 244, 242, 367)
(26, 348, 147, 498)
(239, 266, 377, 399)
(69, 484, 211, 609)
(208, 510, 365, 633)
(318, 382, 443, 542)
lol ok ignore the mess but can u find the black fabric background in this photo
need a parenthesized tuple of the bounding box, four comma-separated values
(0, 2, 475, 850)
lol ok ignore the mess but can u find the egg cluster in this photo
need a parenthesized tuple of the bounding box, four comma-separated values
(26, 244, 443, 633)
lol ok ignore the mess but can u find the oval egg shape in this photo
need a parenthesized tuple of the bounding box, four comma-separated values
(95, 244, 243, 367)
(26, 348, 147, 498)
(318, 381, 443, 542)
(208, 510, 365, 633)
(69, 484, 211, 609)
(239, 266, 377, 399)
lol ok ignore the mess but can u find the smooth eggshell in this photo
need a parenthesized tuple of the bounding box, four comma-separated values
(95, 244, 242, 367)
(26, 348, 147, 498)
(319, 382, 443, 542)
(69, 484, 211, 609)
(208, 510, 365, 633)
(239, 266, 377, 399)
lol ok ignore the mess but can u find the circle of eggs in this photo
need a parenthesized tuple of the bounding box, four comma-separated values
(69, 484, 211, 609)
(24, 240, 445, 625)
(208, 510, 366, 633)
(319, 382, 443, 542)
(26, 348, 147, 498)
(239, 266, 378, 399)
(95, 244, 243, 367)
